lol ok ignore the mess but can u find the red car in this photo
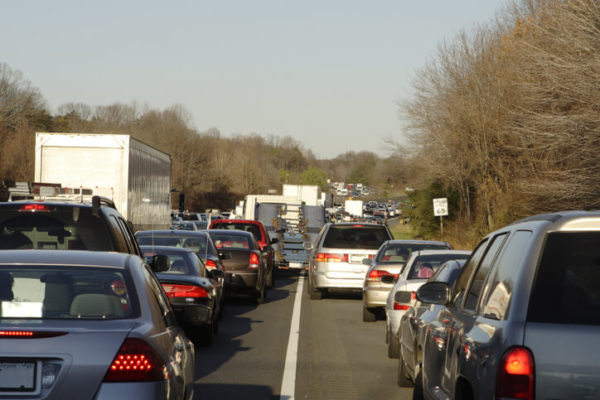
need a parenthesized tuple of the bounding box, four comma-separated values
(208, 219, 278, 287)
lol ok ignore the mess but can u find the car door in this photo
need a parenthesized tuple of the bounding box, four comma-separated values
(438, 233, 508, 398)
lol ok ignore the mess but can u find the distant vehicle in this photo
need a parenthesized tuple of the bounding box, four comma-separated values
(416, 211, 600, 400)
(385, 249, 471, 358)
(0, 250, 195, 399)
(207, 229, 268, 304)
(307, 222, 393, 300)
(362, 240, 452, 322)
(34, 132, 171, 231)
(170, 221, 199, 231)
(140, 245, 224, 346)
(208, 219, 278, 287)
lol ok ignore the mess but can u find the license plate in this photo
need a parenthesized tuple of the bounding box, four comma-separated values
(288, 262, 303, 269)
(0, 361, 36, 391)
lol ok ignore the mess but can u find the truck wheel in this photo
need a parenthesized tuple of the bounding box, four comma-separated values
(363, 306, 377, 322)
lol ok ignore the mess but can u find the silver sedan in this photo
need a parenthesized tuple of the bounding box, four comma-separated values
(0, 250, 194, 400)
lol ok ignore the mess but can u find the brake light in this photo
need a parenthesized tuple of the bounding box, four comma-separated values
(393, 291, 416, 310)
(366, 269, 397, 282)
(316, 253, 348, 263)
(161, 284, 208, 298)
(496, 347, 534, 400)
(0, 330, 67, 338)
(19, 204, 49, 212)
(205, 259, 217, 270)
(249, 253, 260, 269)
(103, 338, 168, 382)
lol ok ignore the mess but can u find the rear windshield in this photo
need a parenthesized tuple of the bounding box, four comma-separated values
(210, 232, 255, 250)
(376, 243, 451, 263)
(528, 232, 600, 325)
(323, 225, 391, 250)
(211, 222, 263, 242)
(0, 267, 137, 320)
(407, 254, 470, 279)
(0, 207, 112, 251)
(136, 234, 214, 257)
(142, 251, 202, 276)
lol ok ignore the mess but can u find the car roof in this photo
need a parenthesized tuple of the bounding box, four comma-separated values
(329, 222, 386, 227)
(0, 249, 135, 268)
(207, 229, 254, 237)
(139, 245, 196, 255)
(210, 219, 262, 225)
(381, 240, 450, 246)
(411, 249, 471, 256)
(136, 230, 209, 237)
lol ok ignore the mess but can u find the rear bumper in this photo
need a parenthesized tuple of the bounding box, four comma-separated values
(363, 285, 392, 308)
(172, 303, 212, 327)
(225, 271, 259, 293)
(313, 271, 364, 289)
(96, 381, 170, 400)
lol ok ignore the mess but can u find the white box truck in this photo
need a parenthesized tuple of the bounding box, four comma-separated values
(282, 184, 321, 206)
(35, 132, 172, 231)
(345, 199, 364, 218)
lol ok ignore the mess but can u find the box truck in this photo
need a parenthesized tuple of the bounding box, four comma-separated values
(34, 132, 172, 231)
(282, 184, 321, 206)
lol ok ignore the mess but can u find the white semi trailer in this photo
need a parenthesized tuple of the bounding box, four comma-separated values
(34, 132, 172, 231)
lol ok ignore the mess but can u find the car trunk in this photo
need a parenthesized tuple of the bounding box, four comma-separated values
(321, 247, 376, 279)
(221, 249, 254, 272)
(524, 322, 600, 399)
(0, 321, 134, 398)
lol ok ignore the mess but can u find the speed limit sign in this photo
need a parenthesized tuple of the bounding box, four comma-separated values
(433, 198, 448, 217)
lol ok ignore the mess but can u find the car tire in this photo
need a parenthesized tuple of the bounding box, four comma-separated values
(363, 306, 377, 322)
(388, 328, 399, 358)
(255, 284, 266, 304)
(412, 369, 424, 400)
(309, 279, 323, 300)
(397, 352, 413, 387)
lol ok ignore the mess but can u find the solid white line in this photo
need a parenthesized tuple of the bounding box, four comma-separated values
(280, 274, 304, 400)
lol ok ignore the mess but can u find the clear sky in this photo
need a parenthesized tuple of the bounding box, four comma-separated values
(1, 0, 507, 159)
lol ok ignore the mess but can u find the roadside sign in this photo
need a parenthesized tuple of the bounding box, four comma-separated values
(433, 198, 448, 217)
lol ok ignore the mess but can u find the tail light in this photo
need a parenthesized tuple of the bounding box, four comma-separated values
(496, 347, 534, 400)
(161, 284, 208, 298)
(393, 291, 416, 310)
(205, 259, 217, 270)
(19, 204, 50, 212)
(316, 253, 348, 263)
(366, 269, 398, 282)
(249, 253, 260, 269)
(0, 331, 67, 338)
(103, 338, 168, 382)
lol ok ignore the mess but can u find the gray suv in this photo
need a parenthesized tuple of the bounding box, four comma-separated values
(308, 222, 393, 300)
(414, 211, 600, 400)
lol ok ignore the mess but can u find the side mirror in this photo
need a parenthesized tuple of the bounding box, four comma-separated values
(209, 269, 225, 280)
(416, 281, 450, 305)
(151, 255, 170, 272)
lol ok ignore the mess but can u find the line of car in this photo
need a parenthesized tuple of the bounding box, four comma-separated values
(0, 198, 280, 399)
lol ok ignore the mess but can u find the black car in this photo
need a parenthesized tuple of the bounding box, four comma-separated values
(140, 246, 224, 346)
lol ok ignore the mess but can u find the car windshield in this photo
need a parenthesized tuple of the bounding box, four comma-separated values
(136, 234, 213, 257)
(323, 225, 391, 250)
(0, 266, 137, 320)
(0, 207, 112, 251)
(210, 233, 254, 250)
(376, 243, 451, 263)
(407, 254, 470, 279)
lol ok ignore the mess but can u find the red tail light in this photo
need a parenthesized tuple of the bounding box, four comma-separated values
(19, 204, 49, 212)
(316, 253, 348, 263)
(161, 284, 208, 298)
(0, 330, 67, 338)
(249, 253, 260, 269)
(103, 338, 168, 382)
(205, 259, 217, 270)
(366, 269, 398, 282)
(496, 347, 534, 400)
(393, 291, 415, 310)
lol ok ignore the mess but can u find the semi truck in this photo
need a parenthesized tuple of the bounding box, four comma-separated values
(34, 132, 172, 231)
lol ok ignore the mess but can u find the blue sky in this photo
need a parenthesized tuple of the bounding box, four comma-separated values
(1, 0, 507, 158)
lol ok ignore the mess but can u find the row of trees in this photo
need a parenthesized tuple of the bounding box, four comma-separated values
(402, 0, 600, 247)
(0, 62, 410, 210)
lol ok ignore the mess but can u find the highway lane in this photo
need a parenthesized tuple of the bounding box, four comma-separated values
(193, 270, 413, 400)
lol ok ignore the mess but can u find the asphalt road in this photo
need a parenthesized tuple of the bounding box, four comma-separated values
(193, 270, 413, 400)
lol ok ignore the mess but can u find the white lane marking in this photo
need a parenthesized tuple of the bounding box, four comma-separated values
(280, 274, 304, 400)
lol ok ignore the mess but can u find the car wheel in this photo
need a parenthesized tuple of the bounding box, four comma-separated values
(412, 369, 424, 400)
(397, 351, 413, 387)
(363, 306, 377, 322)
(308, 276, 322, 300)
(388, 329, 399, 358)
(255, 284, 266, 304)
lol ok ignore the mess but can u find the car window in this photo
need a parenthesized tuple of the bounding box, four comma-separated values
(0, 266, 137, 319)
(322, 225, 391, 249)
(407, 253, 470, 279)
(136, 234, 210, 255)
(0, 207, 113, 251)
(451, 239, 489, 308)
(210, 232, 254, 250)
(481, 230, 532, 320)
(376, 243, 450, 263)
(211, 222, 263, 242)
(527, 232, 600, 325)
(463, 233, 508, 311)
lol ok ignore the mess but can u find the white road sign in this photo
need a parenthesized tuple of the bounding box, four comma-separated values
(433, 198, 448, 217)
